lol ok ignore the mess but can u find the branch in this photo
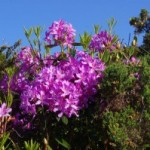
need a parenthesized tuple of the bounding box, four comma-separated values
(45, 42, 83, 48)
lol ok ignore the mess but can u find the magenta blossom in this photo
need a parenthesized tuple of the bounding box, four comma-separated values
(0, 103, 12, 117)
(20, 50, 105, 117)
(130, 56, 140, 64)
(45, 20, 76, 48)
(16, 47, 40, 70)
(89, 31, 114, 52)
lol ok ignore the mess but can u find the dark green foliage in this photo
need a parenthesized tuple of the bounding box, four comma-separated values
(0, 40, 21, 79)
(99, 55, 150, 149)
(142, 32, 150, 53)
(102, 107, 140, 149)
(101, 62, 135, 93)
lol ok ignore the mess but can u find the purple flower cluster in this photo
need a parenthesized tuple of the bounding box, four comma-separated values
(0, 103, 12, 117)
(45, 20, 76, 48)
(0, 20, 106, 119)
(11, 47, 40, 92)
(89, 31, 114, 52)
(16, 47, 40, 72)
(0, 48, 105, 118)
(20, 51, 105, 117)
(0, 47, 40, 92)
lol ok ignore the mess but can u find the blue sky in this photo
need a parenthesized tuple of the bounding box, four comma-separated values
(0, 0, 150, 48)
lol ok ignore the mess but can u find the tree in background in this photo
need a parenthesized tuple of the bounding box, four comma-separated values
(130, 9, 150, 53)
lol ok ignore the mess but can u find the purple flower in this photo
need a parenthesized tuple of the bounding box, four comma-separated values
(11, 47, 105, 118)
(0, 103, 12, 117)
(16, 47, 40, 72)
(0, 74, 8, 91)
(45, 20, 76, 48)
(10, 71, 29, 92)
(9, 47, 41, 92)
(134, 72, 140, 79)
(17, 47, 34, 66)
(124, 56, 140, 65)
(89, 31, 114, 52)
(130, 56, 140, 64)
(23, 50, 105, 117)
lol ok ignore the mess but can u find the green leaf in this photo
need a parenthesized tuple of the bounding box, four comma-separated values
(33, 39, 38, 46)
(62, 116, 68, 125)
(0, 133, 10, 149)
(94, 25, 100, 34)
(128, 47, 135, 57)
(55, 138, 71, 150)
(47, 145, 53, 150)
(24, 139, 40, 150)
(6, 48, 12, 59)
(34, 26, 41, 39)
(6, 89, 13, 106)
(112, 35, 118, 43)
(28, 28, 33, 38)
(102, 50, 110, 63)
(24, 27, 33, 39)
(45, 45, 51, 55)
(79, 32, 91, 50)
(24, 27, 29, 38)
(107, 17, 117, 34)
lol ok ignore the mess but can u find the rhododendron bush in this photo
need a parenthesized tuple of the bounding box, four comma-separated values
(0, 10, 150, 150)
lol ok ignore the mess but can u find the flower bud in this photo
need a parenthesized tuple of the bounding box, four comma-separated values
(116, 41, 121, 49)
(43, 138, 48, 145)
(132, 39, 136, 46)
